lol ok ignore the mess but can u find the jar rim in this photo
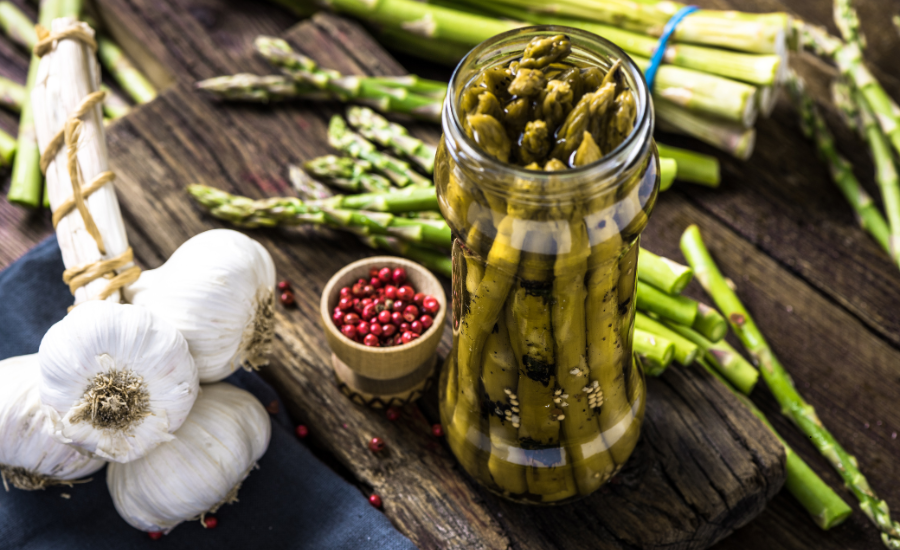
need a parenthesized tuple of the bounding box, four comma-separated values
(444, 25, 653, 188)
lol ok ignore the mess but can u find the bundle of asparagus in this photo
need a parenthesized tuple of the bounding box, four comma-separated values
(196, 36, 447, 122)
(0, 1, 157, 207)
(270, 0, 791, 159)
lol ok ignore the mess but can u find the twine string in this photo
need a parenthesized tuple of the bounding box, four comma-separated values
(36, 21, 140, 302)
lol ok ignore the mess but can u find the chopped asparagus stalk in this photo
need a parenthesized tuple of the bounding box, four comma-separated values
(637, 248, 693, 294)
(636, 280, 698, 326)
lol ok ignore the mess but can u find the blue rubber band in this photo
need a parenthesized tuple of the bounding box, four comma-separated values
(643, 5, 699, 91)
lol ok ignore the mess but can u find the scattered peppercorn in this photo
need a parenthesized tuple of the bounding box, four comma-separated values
(296, 425, 309, 438)
(369, 437, 386, 453)
(368, 494, 383, 509)
(431, 424, 444, 437)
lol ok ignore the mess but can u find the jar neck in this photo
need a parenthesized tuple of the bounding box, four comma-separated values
(442, 25, 654, 201)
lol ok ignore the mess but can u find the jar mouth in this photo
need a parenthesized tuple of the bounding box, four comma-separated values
(444, 25, 653, 190)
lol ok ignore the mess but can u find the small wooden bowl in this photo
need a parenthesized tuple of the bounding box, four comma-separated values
(320, 256, 447, 409)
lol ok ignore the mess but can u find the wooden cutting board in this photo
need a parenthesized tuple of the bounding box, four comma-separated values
(46, 5, 786, 549)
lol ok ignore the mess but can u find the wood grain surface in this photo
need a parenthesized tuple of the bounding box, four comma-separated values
(1, 0, 899, 548)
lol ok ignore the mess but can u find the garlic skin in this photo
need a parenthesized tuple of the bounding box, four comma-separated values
(38, 301, 199, 463)
(0, 354, 105, 490)
(107, 383, 271, 533)
(123, 229, 277, 383)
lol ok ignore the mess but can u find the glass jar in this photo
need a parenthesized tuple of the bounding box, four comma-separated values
(435, 26, 659, 505)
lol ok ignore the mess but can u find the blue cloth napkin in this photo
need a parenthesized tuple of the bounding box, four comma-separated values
(0, 237, 416, 550)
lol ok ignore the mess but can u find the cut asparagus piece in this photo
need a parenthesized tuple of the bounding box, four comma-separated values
(312, 186, 438, 213)
(636, 280, 698, 326)
(360, 234, 452, 278)
(663, 320, 758, 395)
(346, 106, 438, 173)
(637, 248, 693, 294)
(634, 312, 699, 366)
(100, 84, 131, 120)
(691, 302, 728, 342)
(97, 34, 157, 104)
(633, 328, 675, 376)
(656, 143, 720, 186)
(288, 164, 334, 201)
(655, 99, 756, 160)
(0, 75, 26, 113)
(659, 157, 677, 191)
(0, 126, 15, 166)
(680, 224, 900, 548)
(304, 155, 392, 193)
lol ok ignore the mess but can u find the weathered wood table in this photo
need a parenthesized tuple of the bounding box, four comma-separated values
(1, 1, 898, 549)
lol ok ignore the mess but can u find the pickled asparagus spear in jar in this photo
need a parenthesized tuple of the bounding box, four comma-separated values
(436, 26, 658, 504)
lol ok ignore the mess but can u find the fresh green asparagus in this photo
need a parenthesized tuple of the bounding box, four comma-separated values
(312, 186, 439, 213)
(663, 320, 758, 395)
(359, 234, 452, 277)
(345, 106, 438, 173)
(655, 99, 756, 160)
(681, 224, 900, 549)
(97, 34, 157, 104)
(691, 301, 728, 342)
(0, 127, 15, 166)
(288, 164, 334, 201)
(303, 155, 392, 193)
(633, 328, 675, 376)
(634, 312, 699, 366)
(636, 280, 698, 326)
(328, 115, 431, 187)
(659, 157, 677, 191)
(637, 248, 693, 294)
(0, 76, 25, 113)
(101, 84, 131, 120)
(656, 143, 720, 186)
(0, 1, 34, 49)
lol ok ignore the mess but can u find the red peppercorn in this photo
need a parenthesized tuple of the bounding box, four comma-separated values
(403, 304, 419, 322)
(362, 304, 377, 320)
(337, 297, 351, 310)
(363, 333, 380, 347)
(410, 320, 423, 335)
(351, 283, 365, 297)
(401, 331, 416, 344)
(382, 324, 396, 337)
(363, 285, 375, 296)
(369, 267, 380, 278)
(340, 286, 351, 297)
(413, 292, 426, 306)
(341, 324, 357, 339)
(397, 285, 414, 301)
(392, 267, 407, 285)
(391, 311, 403, 326)
(369, 323, 383, 336)
(431, 424, 444, 437)
(280, 291, 295, 306)
(399, 322, 410, 333)
(356, 322, 370, 336)
(385, 407, 401, 421)
(358, 278, 368, 286)
(148, 532, 163, 541)
(384, 285, 398, 300)
(423, 296, 440, 314)
(377, 310, 392, 324)
(393, 334, 403, 346)
(278, 280, 292, 292)
(378, 267, 392, 283)
(343, 312, 360, 326)
(370, 277, 382, 289)
(203, 516, 218, 529)
(296, 425, 309, 438)
(368, 494, 383, 509)
(353, 300, 365, 314)
(369, 437, 386, 453)
(420, 314, 434, 329)
(332, 310, 344, 326)
(361, 297, 373, 306)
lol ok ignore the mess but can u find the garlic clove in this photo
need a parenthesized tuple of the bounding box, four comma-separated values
(107, 382, 271, 533)
(123, 229, 277, 383)
(38, 300, 199, 463)
(0, 354, 106, 490)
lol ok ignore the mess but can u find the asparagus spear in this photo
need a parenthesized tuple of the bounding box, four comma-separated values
(96, 34, 157, 104)
(303, 155, 392, 193)
(680, 224, 900, 548)
(0, 1, 34, 50)
(655, 99, 756, 160)
(288, 164, 333, 200)
(328, 115, 431, 187)
(359, 234, 452, 277)
(100, 84, 131, 120)
(0, 127, 15, 167)
(345, 106, 438, 173)
(636, 280, 697, 326)
(798, 21, 900, 159)
(196, 73, 326, 102)
(373, 26, 472, 66)
(481, 313, 529, 496)
(0, 76, 25, 113)
(662, 320, 758, 395)
(312, 186, 438, 213)
(786, 72, 891, 256)
(658, 157, 677, 191)
(186, 184, 451, 248)
(656, 143, 720, 187)
(633, 328, 675, 376)
(691, 302, 728, 342)
(634, 312, 699, 366)
(853, 88, 900, 268)
(254, 36, 443, 121)
(637, 248, 693, 294)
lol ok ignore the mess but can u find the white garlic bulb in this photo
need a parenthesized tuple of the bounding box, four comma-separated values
(107, 382, 271, 533)
(0, 354, 106, 490)
(39, 300, 199, 463)
(123, 229, 277, 383)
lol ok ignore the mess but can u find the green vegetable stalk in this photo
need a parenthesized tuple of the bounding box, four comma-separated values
(637, 248, 693, 294)
(97, 34, 157, 104)
(0, 76, 26, 113)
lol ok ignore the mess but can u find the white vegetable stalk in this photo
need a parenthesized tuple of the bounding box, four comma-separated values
(0, 355, 106, 491)
(39, 301, 199, 463)
(124, 229, 277, 383)
(107, 383, 271, 533)
(31, 18, 131, 305)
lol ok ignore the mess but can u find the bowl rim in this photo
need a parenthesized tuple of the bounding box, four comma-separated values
(319, 256, 448, 355)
